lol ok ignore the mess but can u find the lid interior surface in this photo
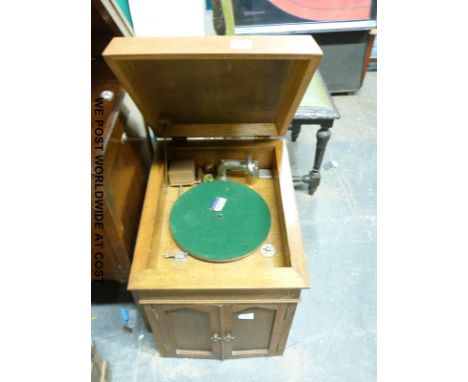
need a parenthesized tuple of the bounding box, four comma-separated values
(103, 36, 322, 137)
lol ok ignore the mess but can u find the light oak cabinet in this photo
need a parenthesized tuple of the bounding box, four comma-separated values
(144, 303, 297, 359)
(103, 35, 322, 359)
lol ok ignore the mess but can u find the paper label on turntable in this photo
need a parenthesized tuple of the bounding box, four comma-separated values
(209, 196, 227, 212)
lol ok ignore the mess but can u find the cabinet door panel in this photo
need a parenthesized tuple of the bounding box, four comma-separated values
(167, 308, 213, 351)
(231, 307, 275, 351)
(148, 304, 221, 359)
(223, 304, 290, 358)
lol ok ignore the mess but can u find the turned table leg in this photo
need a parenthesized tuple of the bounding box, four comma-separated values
(291, 121, 334, 195)
(307, 125, 332, 195)
(291, 122, 302, 142)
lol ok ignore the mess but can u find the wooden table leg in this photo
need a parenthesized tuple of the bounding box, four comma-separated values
(308, 125, 332, 195)
(291, 122, 302, 142)
(291, 121, 333, 195)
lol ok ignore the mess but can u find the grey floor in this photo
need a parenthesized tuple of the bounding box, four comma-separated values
(91, 72, 377, 382)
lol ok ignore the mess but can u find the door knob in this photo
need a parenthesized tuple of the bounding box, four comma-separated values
(223, 333, 234, 342)
(210, 333, 221, 341)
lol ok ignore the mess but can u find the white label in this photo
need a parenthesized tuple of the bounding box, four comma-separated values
(230, 39, 253, 49)
(209, 197, 227, 212)
(238, 313, 254, 320)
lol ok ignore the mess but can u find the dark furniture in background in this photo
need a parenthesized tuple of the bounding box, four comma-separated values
(92, 0, 152, 284)
(232, 0, 377, 93)
(289, 71, 340, 195)
(311, 30, 373, 93)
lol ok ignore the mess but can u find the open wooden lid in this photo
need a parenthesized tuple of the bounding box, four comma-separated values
(102, 36, 322, 137)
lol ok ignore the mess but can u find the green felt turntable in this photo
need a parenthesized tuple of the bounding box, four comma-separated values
(169, 181, 271, 262)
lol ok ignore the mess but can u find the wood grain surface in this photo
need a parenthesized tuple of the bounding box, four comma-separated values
(128, 139, 309, 291)
(103, 36, 322, 137)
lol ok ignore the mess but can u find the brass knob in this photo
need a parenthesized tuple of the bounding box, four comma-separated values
(223, 333, 234, 342)
(121, 132, 128, 144)
(210, 333, 221, 342)
(100, 90, 114, 101)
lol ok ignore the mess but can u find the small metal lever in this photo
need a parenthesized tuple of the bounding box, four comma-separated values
(210, 333, 221, 342)
(163, 251, 187, 263)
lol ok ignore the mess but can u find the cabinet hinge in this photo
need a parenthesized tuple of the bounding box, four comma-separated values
(254, 136, 276, 140)
(155, 136, 280, 142)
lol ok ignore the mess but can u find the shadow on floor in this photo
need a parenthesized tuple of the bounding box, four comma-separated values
(92, 280, 133, 304)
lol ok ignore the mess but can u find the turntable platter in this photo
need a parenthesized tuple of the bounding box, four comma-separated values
(170, 181, 271, 262)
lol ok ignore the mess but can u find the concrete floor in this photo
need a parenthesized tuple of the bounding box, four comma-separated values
(91, 72, 377, 382)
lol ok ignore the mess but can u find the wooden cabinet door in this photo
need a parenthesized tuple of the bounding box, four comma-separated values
(222, 304, 295, 358)
(146, 304, 222, 359)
